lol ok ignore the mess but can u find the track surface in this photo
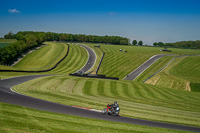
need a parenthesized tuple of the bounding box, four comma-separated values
(124, 55, 166, 80)
(78, 44, 96, 73)
(0, 75, 200, 132)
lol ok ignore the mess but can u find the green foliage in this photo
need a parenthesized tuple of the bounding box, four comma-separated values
(120, 39, 128, 45)
(138, 40, 143, 46)
(4, 31, 14, 39)
(132, 40, 137, 45)
(154, 40, 200, 49)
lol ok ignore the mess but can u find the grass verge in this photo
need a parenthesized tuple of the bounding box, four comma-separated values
(0, 102, 191, 133)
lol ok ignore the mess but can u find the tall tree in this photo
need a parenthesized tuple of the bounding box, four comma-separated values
(138, 41, 143, 46)
(132, 40, 137, 45)
(153, 42, 158, 46)
(4, 32, 14, 39)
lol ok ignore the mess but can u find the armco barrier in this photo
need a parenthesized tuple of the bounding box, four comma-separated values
(69, 73, 119, 80)
(0, 44, 69, 73)
(95, 52, 105, 74)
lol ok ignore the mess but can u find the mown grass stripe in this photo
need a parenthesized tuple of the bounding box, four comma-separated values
(110, 81, 119, 97)
(97, 80, 105, 96)
(82, 80, 93, 96)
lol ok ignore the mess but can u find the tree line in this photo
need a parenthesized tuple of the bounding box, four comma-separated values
(153, 40, 200, 49)
(1, 31, 130, 65)
(5, 31, 130, 45)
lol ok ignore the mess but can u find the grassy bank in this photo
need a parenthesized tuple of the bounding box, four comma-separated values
(13, 75, 200, 127)
(13, 42, 68, 71)
(96, 44, 200, 79)
(144, 56, 200, 91)
(1, 102, 188, 133)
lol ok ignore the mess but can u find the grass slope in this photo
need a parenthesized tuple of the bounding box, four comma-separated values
(170, 56, 200, 92)
(13, 42, 68, 71)
(135, 56, 173, 82)
(0, 102, 187, 133)
(45, 43, 88, 74)
(144, 56, 200, 91)
(13, 75, 200, 127)
(96, 44, 200, 79)
(0, 43, 88, 79)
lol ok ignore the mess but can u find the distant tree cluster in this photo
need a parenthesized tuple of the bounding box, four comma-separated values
(153, 41, 200, 49)
(132, 40, 143, 46)
(1, 31, 130, 65)
(4, 31, 130, 45)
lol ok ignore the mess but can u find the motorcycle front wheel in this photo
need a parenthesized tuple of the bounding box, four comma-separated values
(102, 108, 107, 114)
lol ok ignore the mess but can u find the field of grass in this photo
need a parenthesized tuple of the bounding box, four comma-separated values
(96, 44, 200, 79)
(1, 102, 188, 133)
(0, 42, 88, 79)
(1, 43, 200, 132)
(13, 75, 200, 127)
(170, 56, 200, 92)
(144, 56, 200, 91)
(0, 39, 17, 48)
(45, 43, 88, 74)
(12, 42, 68, 71)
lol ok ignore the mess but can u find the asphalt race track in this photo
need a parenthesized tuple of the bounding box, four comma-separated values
(124, 55, 166, 80)
(0, 75, 200, 132)
(78, 44, 96, 73)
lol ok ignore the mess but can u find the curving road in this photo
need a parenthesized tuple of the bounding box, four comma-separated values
(78, 44, 96, 73)
(124, 55, 167, 80)
(0, 75, 200, 132)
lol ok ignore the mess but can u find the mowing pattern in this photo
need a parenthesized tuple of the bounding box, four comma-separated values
(135, 56, 173, 82)
(145, 56, 200, 91)
(99, 47, 155, 78)
(0, 43, 88, 79)
(13, 75, 200, 127)
(1, 103, 186, 133)
(45, 43, 88, 74)
(96, 44, 200, 79)
(13, 42, 68, 71)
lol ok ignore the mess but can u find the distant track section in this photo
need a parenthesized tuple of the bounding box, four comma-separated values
(77, 44, 96, 73)
(124, 55, 166, 81)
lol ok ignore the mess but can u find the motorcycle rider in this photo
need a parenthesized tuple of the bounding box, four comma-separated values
(107, 101, 119, 113)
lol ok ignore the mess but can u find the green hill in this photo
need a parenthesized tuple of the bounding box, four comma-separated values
(1, 42, 200, 132)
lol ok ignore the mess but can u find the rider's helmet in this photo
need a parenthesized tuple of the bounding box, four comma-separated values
(114, 101, 117, 105)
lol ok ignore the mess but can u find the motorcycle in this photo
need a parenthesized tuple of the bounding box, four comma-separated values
(102, 104, 120, 116)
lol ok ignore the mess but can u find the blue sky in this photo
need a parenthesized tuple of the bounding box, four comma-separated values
(0, 0, 200, 44)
